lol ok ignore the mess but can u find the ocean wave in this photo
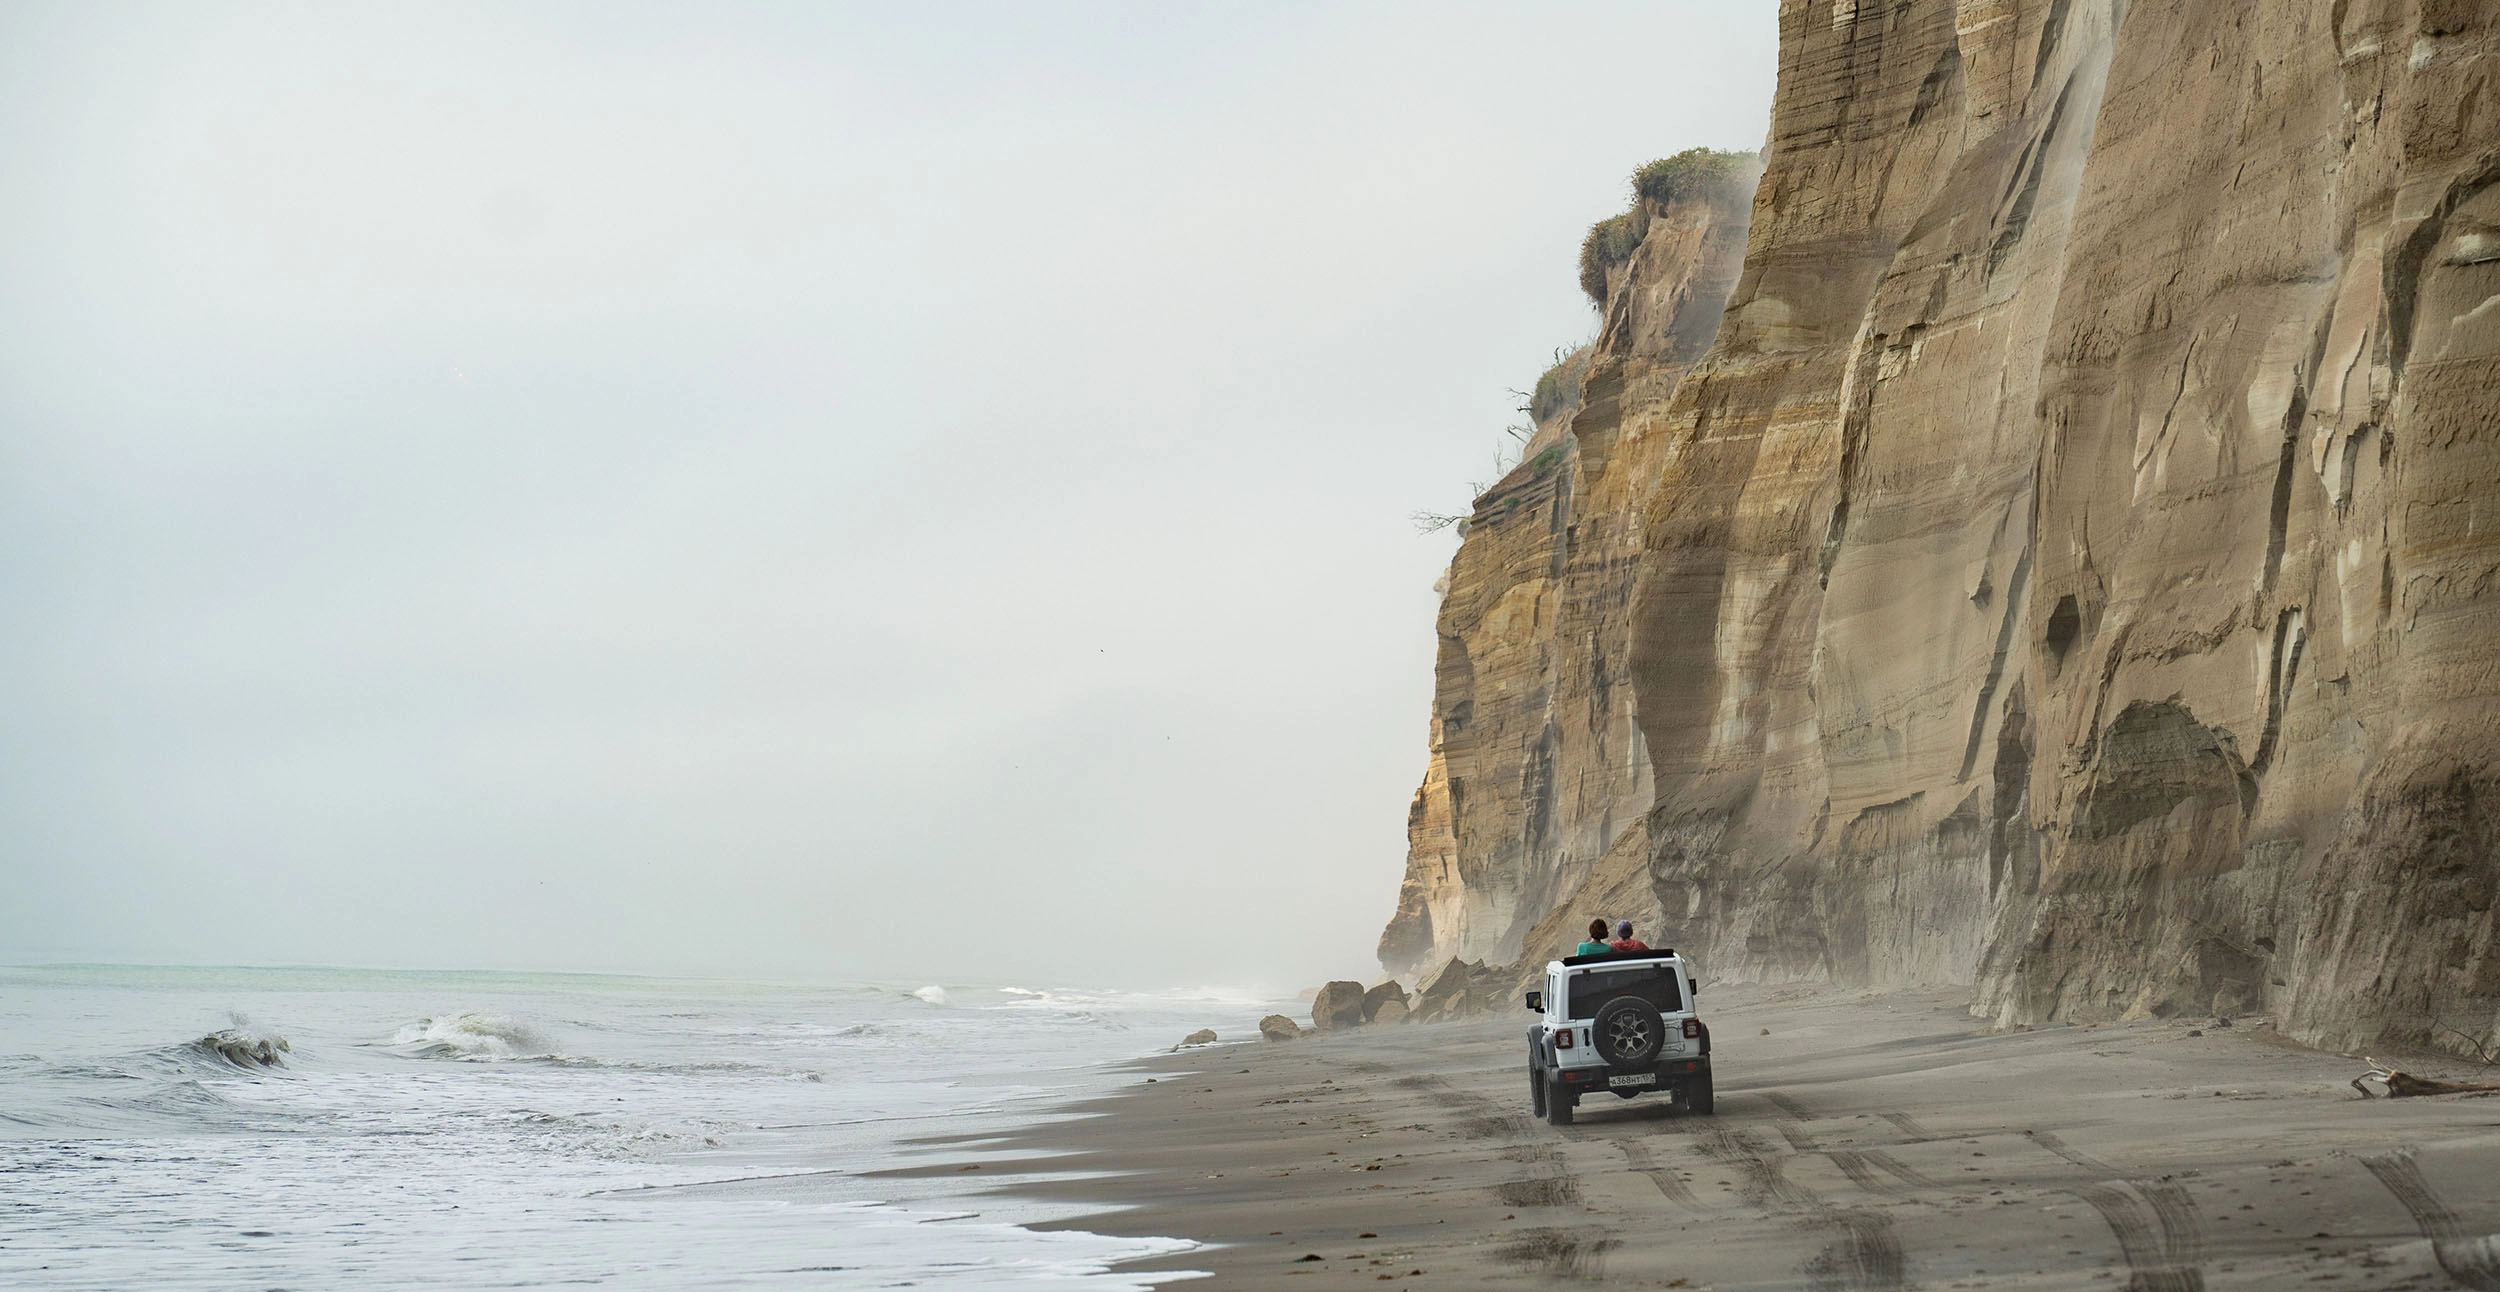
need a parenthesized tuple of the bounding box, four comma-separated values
(994, 986, 1102, 1006)
(527, 1053, 813, 1080)
(511, 1109, 725, 1157)
(0, 1046, 281, 1136)
(390, 1012, 554, 1061)
(910, 985, 948, 1005)
(192, 1027, 291, 1068)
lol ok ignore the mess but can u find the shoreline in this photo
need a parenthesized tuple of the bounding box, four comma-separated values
(0, 966, 1280, 1290)
(927, 983, 2500, 1288)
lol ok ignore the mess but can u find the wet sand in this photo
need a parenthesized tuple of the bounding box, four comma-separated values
(905, 983, 2500, 1289)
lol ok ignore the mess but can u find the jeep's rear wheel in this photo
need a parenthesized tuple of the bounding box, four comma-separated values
(1545, 1078, 1574, 1126)
(1686, 1070, 1715, 1116)
(1529, 1064, 1547, 1117)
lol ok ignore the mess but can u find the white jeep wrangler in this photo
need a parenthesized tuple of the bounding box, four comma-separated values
(1523, 948, 1712, 1125)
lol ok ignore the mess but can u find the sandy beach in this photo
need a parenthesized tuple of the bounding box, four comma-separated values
(903, 984, 2500, 1289)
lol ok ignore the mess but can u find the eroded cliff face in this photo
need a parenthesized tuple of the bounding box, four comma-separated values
(1378, 189, 1754, 976)
(1385, 0, 2500, 1056)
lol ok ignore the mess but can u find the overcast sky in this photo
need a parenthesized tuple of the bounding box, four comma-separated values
(0, 2, 1777, 992)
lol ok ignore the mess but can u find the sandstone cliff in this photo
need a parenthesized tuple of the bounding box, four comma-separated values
(1379, 175, 1755, 977)
(1384, 0, 2500, 1058)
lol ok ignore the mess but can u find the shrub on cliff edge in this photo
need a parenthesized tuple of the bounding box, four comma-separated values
(1578, 210, 1649, 305)
(1528, 345, 1593, 425)
(1631, 146, 1760, 207)
(1580, 147, 1760, 307)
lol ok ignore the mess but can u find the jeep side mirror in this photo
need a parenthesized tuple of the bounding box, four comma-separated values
(1524, 991, 1543, 1013)
(1690, 979, 1701, 996)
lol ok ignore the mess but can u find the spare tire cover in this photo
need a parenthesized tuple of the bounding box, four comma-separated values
(1591, 996, 1665, 1066)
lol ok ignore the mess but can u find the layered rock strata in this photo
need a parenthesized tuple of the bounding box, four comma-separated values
(1379, 182, 1756, 976)
(1384, 0, 2500, 1056)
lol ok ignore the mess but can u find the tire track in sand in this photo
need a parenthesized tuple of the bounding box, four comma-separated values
(1700, 1126, 1823, 1210)
(1803, 1209, 1909, 1292)
(1855, 1148, 1943, 1191)
(1777, 1108, 1942, 1201)
(1495, 1228, 1619, 1281)
(1824, 1150, 1907, 1198)
(1767, 1092, 1816, 1121)
(1393, 1073, 1531, 1141)
(2026, 1128, 2119, 1174)
(1697, 1126, 1906, 1292)
(2069, 1180, 2205, 1292)
(1822, 1148, 1941, 1199)
(2362, 1147, 2500, 1291)
(1392, 1073, 1579, 1206)
(1616, 1138, 1699, 1207)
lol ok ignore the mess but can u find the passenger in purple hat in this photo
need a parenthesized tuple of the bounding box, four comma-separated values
(1607, 920, 1650, 953)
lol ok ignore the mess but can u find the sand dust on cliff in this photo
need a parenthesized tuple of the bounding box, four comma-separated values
(902, 983, 2500, 1289)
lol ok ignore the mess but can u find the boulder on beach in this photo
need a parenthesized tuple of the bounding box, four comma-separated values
(1178, 1028, 1218, 1047)
(1259, 1014, 1301, 1042)
(1311, 980, 1368, 1031)
(1371, 998, 1409, 1025)
(1406, 959, 1470, 1022)
(1361, 980, 1409, 1022)
(1407, 958, 1517, 1023)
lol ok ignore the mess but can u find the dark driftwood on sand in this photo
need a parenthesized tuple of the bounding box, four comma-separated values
(2353, 1059, 2500, 1098)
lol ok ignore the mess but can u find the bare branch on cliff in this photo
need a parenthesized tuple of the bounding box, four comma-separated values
(2433, 1025, 2500, 1066)
(1411, 510, 1469, 536)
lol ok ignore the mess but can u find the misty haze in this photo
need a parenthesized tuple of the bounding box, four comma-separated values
(17, 2, 2500, 1289)
(1, 4, 1772, 991)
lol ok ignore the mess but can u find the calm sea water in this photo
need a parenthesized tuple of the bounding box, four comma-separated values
(0, 965, 1283, 1289)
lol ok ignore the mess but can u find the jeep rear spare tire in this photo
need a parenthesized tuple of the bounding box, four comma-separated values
(1591, 996, 1665, 1066)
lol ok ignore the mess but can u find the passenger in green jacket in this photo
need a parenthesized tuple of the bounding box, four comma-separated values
(1575, 918, 1612, 956)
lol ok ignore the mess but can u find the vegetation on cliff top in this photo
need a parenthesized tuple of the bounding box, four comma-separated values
(1528, 345, 1593, 425)
(1632, 147, 1759, 206)
(1577, 211, 1649, 304)
(1421, 147, 1752, 537)
(1579, 147, 1758, 306)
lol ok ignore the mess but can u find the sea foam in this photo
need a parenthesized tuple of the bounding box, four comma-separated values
(0, 965, 1284, 1289)
(390, 1011, 554, 1060)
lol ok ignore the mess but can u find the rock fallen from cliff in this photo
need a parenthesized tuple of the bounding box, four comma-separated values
(1361, 981, 1409, 1022)
(1176, 1028, 1218, 1048)
(1407, 959, 1475, 1023)
(1258, 1014, 1300, 1042)
(1407, 959, 1519, 1024)
(1311, 981, 1368, 1032)
(1370, 998, 1409, 1025)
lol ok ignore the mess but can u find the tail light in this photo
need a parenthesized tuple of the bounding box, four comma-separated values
(1555, 1029, 1574, 1050)
(1682, 1018, 1702, 1039)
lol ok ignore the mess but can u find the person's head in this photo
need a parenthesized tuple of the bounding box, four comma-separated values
(1616, 920, 1635, 940)
(1588, 918, 1609, 941)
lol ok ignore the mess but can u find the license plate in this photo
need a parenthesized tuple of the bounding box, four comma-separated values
(1608, 1072, 1657, 1088)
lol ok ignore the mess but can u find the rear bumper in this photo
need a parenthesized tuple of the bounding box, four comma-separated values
(1555, 1055, 1710, 1088)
